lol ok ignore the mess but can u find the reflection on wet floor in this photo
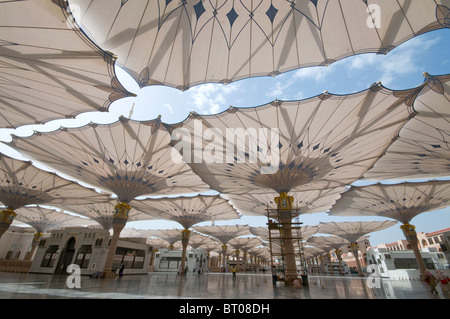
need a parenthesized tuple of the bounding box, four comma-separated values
(0, 272, 445, 299)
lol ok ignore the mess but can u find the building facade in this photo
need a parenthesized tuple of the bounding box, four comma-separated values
(153, 248, 207, 273)
(30, 226, 152, 276)
(366, 247, 448, 280)
(0, 226, 36, 261)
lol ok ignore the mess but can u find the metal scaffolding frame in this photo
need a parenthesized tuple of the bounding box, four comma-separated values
(266, 207, 306, 281)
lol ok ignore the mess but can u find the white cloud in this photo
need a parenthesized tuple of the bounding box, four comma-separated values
(292, 65, 334, 82)
(345, 35, 441, 86)
(188, 82, 239, 114)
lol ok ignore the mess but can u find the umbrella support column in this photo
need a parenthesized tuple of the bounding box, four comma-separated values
(350, 243, 364, 277)
(180, 229, 190, 275)
(278, 212, 298, 285)
(273, 192, 301, 286)
(400, 223, 427, 278)
(221, 244, 227, 272)
(335, 249, 345, 275)
(0, 209, 16, 240)
(27, 232, 43, 261)
(103, 202, 130, 278)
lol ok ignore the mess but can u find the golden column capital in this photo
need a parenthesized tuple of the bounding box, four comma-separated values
(181, 228, 191, 238)
(0, 209, 17, 224)
(274, 192, 294, 210)
(113, 202, 131, 221)
(33, 232, 44, 241)
(400, 223, 416, 236)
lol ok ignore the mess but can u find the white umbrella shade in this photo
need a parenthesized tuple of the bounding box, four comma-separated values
(7, 117, 210, 202)
(225, 187, 346, 218)
(0, 0, 133, 128)
(164, 83, 418, 194)
(192, 224, 251, 245)
(69, 0, 449, 90)
(364, 73, 450, 180)
(0, 153, 110, 210)
(328, 180, 450, 225)
(55, 201, 154, 230)
(318, 220, 397, 244)
(131, 194, 239, 229)
(12, 205, 97, 234)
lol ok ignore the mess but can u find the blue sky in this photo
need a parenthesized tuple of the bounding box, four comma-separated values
(0, 29, 449, 247)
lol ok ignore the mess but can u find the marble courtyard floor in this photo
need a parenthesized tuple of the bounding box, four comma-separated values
(0, 271, 445, 299)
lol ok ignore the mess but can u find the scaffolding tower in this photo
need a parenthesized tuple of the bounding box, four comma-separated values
(266, 206, 307, 282)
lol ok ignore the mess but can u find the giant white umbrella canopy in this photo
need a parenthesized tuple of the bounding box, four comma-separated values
(306, 235, 350, 275)
(317, 220, 397, 276)
(164, 83, 418, 195)
(328, 180, 450, 276)
(0, 153, 110, 239)
(13, 205, 96, 233)
(10, 205, 97, 260)
(247, 246, 271, 268)
(192, 224, 251, 271)
(8, 117, 210, 203)
(303, 246, 326, 273)
(164, 81, 417, 284)
(55, 201, 155, 231)
(68, 0, 449, 90)
(147, 228, 185, 250)
(225, 187, 345, 219)
(364, 73, 450, 180)
(6, 116, 210, 277)
(132, 194, 239, 229)
(182, 232, 217, 249)
(147, 237, 171, 250)
(131, 194, 239, 274)
(0, 0, 133, 128)
(227, 236, 264, 270)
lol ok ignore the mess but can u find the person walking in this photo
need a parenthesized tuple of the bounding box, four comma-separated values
(272, 266, 278, 286)
(231, 266, 237, 280)
(118, 264, 125, 277)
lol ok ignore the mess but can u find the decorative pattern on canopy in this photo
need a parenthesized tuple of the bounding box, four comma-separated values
(69, 0, 449, 90)
(0, 153, 110, 210)
(318, 220, 397, 244)
(364, 73, 450, 180)
(165, 84, 418, 194)
(0, 0, 133, 128)
(226, 188, 345, 217)
(131, 194, 239, 229)
(55, 201, 153, 230)
(7, 117, 210, 203)
(328, 180, 450, 225)
(12, 205, 96, 233)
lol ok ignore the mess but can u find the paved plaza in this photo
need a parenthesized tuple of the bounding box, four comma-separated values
(0, 271, 444, 300)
